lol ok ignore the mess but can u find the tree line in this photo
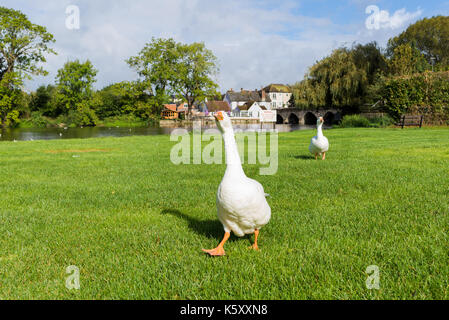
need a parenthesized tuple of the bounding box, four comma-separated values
(2, 6, 448, 128)
(290, 15, 449, 121)
(0, 7, 219, 128)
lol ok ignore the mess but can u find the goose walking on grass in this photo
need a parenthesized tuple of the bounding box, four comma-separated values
(202, 111, 271, 257)
(309, 117, 329, 160)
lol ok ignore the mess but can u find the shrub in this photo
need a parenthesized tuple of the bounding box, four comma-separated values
(67, 103, 98, 127)
(339, 115, 371, 128)
(338, 114, 396, 128)
(4, 110, 20, 128)
(29, 112, 48, 128)
(369, 115, 395, 128)
(100, 114, 147, 127)
(54, 114, 71, 127)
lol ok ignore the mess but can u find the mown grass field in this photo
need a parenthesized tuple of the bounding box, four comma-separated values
(0, 127, 448, 300)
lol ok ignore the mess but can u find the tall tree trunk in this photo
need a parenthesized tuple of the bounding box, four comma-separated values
(187, 103, 192, 120)
(186, 95, 193, 120)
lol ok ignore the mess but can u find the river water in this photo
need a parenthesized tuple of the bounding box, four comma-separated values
(0, 124, 318, 142)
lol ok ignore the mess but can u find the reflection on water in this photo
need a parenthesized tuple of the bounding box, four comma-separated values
(0, 126, 169, 142)
(0, 124, 321, 142)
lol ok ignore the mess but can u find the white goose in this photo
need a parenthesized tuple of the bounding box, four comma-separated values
(202, 111, 271, 256)
(309, 117, 329, 160)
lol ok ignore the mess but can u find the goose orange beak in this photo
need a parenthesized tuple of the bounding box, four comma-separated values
(215, 113, 224, 121)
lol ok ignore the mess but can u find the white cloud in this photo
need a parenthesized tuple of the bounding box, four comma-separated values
(0, 0, 425, 92)
(380, 8, 422, 29)
(366, 6, 422, 30)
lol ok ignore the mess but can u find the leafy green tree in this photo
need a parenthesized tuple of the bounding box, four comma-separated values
(55, 60, 98, 111)
(66, 100, 99, 127)
(55, 60, 99, 126)
(0, 7, 55, 127)
(95, 80, 154, 119)
(351, 42, 388, 84)
(127, 38, 219, 117)
(127, 38, 178, 112)
(295, 42, 387, 110)
(288, 89, 296, 108)
(172, 42, 219, 116)
(381, 72, 449, 122)
(0, 7, 56, 81)
(30, 84, 61, 117)
(301, 48, 365, 109)
(0, 72, 22, 127)
(95, 82, 132, 118)
(388, 43, 429, 76)
(205, 90, 224, 102)
(387, 16, 449, 70)
(290, 80, 312, 109)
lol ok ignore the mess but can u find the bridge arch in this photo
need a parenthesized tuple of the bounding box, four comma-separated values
(276, 114, 284, 124)
(304, 112, 317, 125)
(288, 113, 299, 125)
(323, 112, 335, 126)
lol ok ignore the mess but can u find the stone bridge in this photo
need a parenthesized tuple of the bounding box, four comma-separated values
(275, 108, 342, 125)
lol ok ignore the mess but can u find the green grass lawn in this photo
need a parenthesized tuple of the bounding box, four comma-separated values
(0, 127, 448, 300)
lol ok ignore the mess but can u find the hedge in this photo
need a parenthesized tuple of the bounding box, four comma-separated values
(382, 71, 449, 124)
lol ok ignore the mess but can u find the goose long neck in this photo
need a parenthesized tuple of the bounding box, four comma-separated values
(317, 123, 324, 138)
(222, 131, 245, 177)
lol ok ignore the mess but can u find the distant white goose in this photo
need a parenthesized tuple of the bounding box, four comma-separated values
(309, 117, 329, 160)
(202, 111, 271, 256)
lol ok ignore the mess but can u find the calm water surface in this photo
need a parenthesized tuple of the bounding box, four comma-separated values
(0, 124, 319, 142)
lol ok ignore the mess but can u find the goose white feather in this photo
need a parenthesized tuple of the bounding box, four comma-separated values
(216, 112, 271, 237)
(202, 111, 271, 256)
(217, 168, 271, 237)
(309, 117, 329, 159)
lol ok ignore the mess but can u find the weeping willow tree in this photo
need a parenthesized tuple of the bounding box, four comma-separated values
(292, 42, 387, 111)
(291, 17, 449, 113)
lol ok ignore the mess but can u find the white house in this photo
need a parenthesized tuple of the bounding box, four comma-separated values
(263, 84, 292, 109)
(236, 101, 268, 118)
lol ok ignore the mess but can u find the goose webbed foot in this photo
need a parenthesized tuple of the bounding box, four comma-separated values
(249, 244, 260, 251)
(202, 232, 230, 257)
(249, 229, 260, 251)
(202, 247, 226, 256)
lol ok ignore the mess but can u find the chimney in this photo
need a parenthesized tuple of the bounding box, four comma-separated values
(261, 90, 266, 102)
(241, 88, 244, 92)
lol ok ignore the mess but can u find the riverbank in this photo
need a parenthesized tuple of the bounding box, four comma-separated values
(1, 128, 448, 299)
(0, 123, 318, 142)
(160, 117, 262, 127)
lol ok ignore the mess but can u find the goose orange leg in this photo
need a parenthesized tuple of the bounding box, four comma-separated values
(249, 229, 260, 251)
(202, 232, 230, 256)
(322, 152, 326, 160)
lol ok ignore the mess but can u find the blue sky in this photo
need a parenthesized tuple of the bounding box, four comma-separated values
(2, 0, 448, 92)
